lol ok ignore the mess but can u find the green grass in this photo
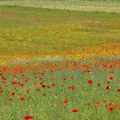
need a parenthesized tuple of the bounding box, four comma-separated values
(0, 63, 120, 120)
(0, 1, 120, 120)
(0, 0, 120, 13)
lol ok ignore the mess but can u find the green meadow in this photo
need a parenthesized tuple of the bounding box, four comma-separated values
(0, 4, 120, 61)
(0, 1, 120, 120)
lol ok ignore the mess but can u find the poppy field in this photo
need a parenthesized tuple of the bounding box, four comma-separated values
(0, 0, 120, 120)
(0, 61, 120, 120)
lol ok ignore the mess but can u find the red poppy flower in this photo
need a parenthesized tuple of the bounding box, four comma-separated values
(24, 115, 33, 120)
(117, 89, 120, 92)
(72, 108, 78, 112)
(2, 77, 6, 80)
(87, 80, 93, 84)
(108, 103, 112, 106)
(106, 86, 111, 90)
(40, 82, 44, 86)
(41, 71, 45, 76)
(63, 98, 68, 104)
(0, 90, 3, 94)
(11, 81, 17, 85)
(96, 102, 100, 107)
(24, 78, 30, 82)
(114, 103, 118, 107)
(46, 86, 50, 89)
(54, 93, 57, 97)
(26, 89, 29, 94)
(106, 81, 110, 84)
(52, 83, 56, 87)
(42, 85, 45, 88)
(97, 83, 101, 87)
(18, 83, 24, 87)
(2, 81, 6, 84)
(108, 107, 114, 112)
(11, 92, 15, 96)
(70, 76, 74, 80)
(14, 67, 22, 73)
(36, 88, 40, 92)
(109, 76, 113, 80)
(20, 97, 25, 101)
(68, 86, 75, 91)
(40, 77, 43, 80)
(63, 78, 66, 81)
(103, 99, 107, 102)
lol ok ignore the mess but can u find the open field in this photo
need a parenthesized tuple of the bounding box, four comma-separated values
(0, 62, 120, 120)
(0, 0, 120, 13)
(0, 1, 120, 120)
(0, 5, 120, 65)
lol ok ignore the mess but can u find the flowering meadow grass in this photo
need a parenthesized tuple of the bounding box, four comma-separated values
(0, 61, 120, 120)
(0, 1, 120, 120)
(0, 5, 120, 62)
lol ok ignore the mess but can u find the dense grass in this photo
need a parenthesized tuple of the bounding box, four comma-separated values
(0, 62, 120, 120)
(0, 5, 120, 60)
(0, 1, 120, 120)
